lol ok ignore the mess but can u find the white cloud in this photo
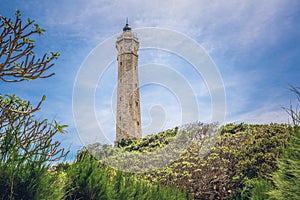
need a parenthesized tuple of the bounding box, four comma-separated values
(226, 103, 290, 124)
(37, 0, 296, 49)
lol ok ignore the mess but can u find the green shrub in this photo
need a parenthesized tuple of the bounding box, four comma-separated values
(65, 150, 192, 200)
(269, 126, 300, 200)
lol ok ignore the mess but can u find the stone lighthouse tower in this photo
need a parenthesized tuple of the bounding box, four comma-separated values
(115, 20, 142, 143)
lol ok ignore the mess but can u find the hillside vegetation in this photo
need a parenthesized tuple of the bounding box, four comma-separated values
(110, 123, 294, 199)
(1, 121, 298, 199)
(85, 121, 297, 199)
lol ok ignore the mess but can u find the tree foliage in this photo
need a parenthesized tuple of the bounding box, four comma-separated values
(114, 123, 292, 199)
(0, 11, 67, 199)
(0, 94, 67, 163)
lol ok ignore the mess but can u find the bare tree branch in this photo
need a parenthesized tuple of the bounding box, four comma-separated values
(0, 11, 59, 82)
(0, 94, 68, 164)
(282, 85, 300, 126)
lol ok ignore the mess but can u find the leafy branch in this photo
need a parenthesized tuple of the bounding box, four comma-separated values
(0, 94, 68, 163)
(0, 10, 60, 82)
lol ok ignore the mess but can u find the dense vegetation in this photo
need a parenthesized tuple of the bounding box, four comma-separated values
(1, 120, 298, 199)
(64, 151, 192, 200)
(86, 120, 299, 199)
(268, 126, 300, 199)
(113, 123, 294, 199)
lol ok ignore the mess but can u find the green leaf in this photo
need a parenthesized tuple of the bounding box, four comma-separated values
(28, 39, 36, 43)
(51, 52, 60, 58)
(34, 23, 45, 35)
(3, 21, 9, 28)
(53, 120, 68, 134)
(27, 18, 34, 25)
(60, 125, 68, 129)
(15, 9, 21, 17)
(42, 95, 46, 101)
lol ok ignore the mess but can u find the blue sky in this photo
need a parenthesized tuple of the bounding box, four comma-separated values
(1, 0, 300, 156)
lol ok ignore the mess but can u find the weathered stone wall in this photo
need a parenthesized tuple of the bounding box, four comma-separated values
(116, 30, 142, 142)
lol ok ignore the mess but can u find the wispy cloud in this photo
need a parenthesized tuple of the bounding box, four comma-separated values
(226, 103, 290, 124)
(28, 0, 297, 48)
